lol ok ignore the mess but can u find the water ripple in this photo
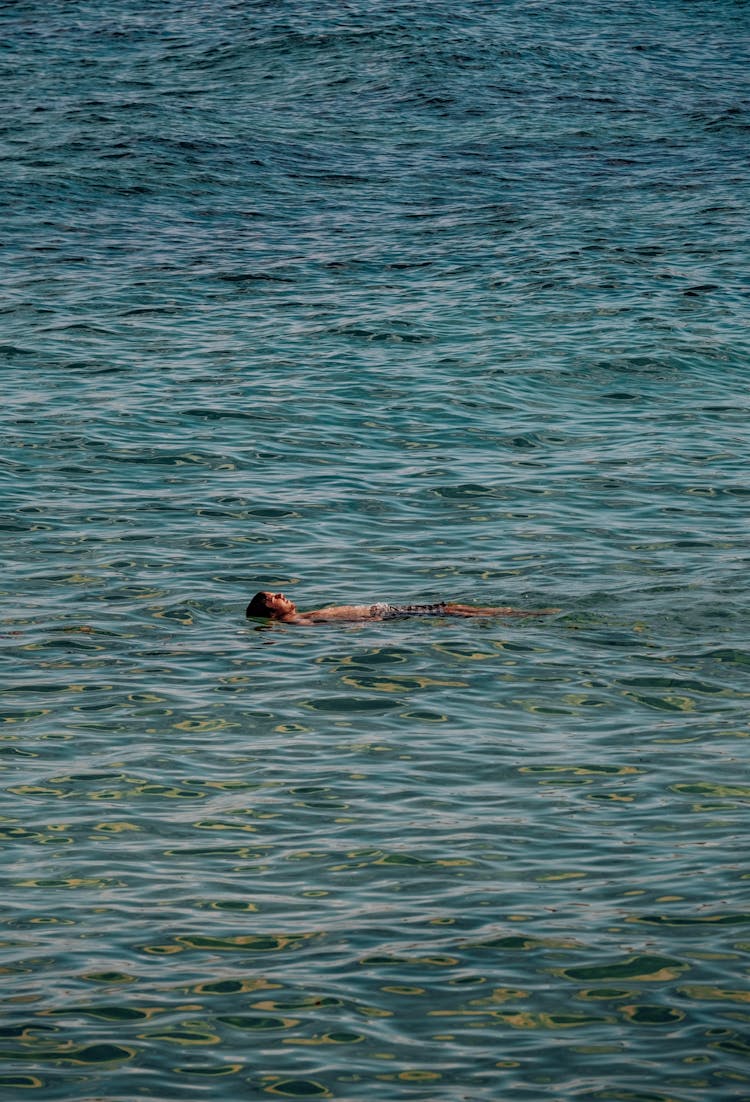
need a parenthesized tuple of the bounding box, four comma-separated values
(2, 0, 749, 1098)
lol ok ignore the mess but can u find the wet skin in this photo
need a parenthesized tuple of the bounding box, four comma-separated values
(246, 591, 559, 625)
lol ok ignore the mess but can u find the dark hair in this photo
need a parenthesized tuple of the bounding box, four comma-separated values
(246, 592, 272, 618)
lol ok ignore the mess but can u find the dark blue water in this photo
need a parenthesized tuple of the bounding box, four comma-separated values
(2, 2, 749, 1098)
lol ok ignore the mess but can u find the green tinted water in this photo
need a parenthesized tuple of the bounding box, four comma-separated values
(1, 1, 749, 1098)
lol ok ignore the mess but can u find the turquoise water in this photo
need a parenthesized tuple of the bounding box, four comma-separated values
(2, 1, 750, 1098)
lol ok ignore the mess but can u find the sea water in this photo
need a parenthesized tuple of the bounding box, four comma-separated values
(1, 2, 749, 1099)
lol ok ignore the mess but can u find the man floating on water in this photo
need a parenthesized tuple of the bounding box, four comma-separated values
(246, 591, 559, 625)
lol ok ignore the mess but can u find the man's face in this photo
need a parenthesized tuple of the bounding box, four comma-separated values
(265, 592, 296, 617)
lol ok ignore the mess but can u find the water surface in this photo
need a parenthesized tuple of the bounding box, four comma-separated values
(1, 1, 749, 1098)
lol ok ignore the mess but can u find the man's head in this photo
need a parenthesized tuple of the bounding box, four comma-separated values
(246, 591, 297, 619)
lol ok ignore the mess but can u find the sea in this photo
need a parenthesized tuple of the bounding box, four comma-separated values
(1, 1, 749, 1099)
